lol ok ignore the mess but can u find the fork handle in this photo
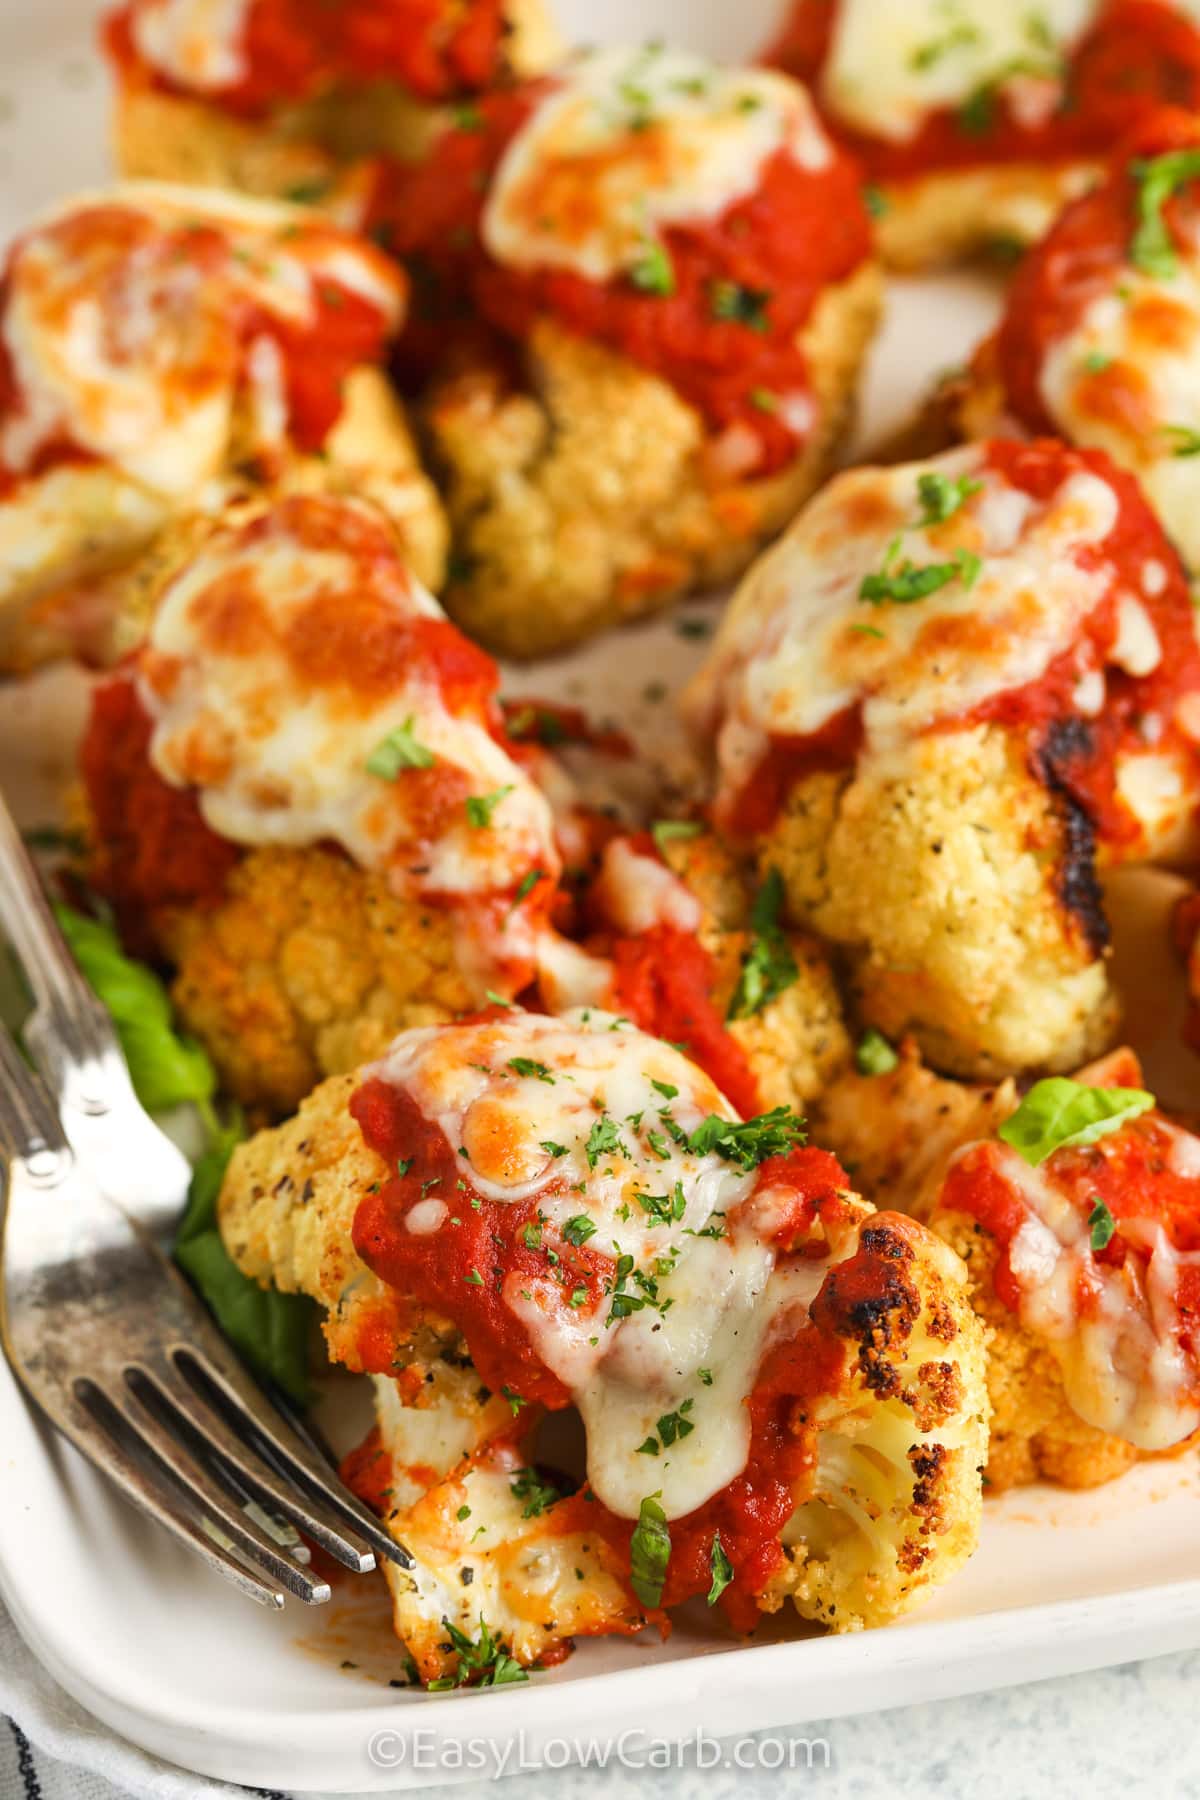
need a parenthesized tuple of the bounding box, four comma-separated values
(0, 1021, 68, 1165)
(0, 783, 117, 1093)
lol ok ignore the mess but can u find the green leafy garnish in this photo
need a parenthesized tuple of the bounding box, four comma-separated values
(586, 1115, 624, 1168)
(687, 1105, 806, 1170)
(710, 281, 771, 332)
(366, 717, 435, 777)
(1130, 149, 1200, 278)
(656, 1400, 694, 1446)
(54, 904, 218, 1125)
(860, 539, 981, 606)
(916, 470, 982, 525)
(651, 820, 704, 854)
(510, 1468, 561, 1519)
(1164, 424, 1200, 457)
(510, 869, 545, 909)
(630, 241, 676, 296)
(636, 1182, 687, 1225)
(855, 1028, 899, 1077)
(650, 1079, 678, 1100)
(175, 1116, 316, 1402)
(863, 183, 888, 218)
(1082, 350, 1113, 374)
(727, 868, 797, 1021)
(427, 1618, 528, 1690)
(541, 1140, 569, 1158)
(1089, 1198, 1117, 1251)
(562, 1214, 597, 1247)
(997, 1079, 1155, 1167)
(465, 785, 514, 829)
(707, 1533, 734, 1605)
(507, 1057, 554, 1084)
(630, 1493, 671, 1608)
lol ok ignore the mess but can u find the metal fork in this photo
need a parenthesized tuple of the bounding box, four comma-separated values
(0, 791, 191, 1235)
(0, 1024, 411, 1605)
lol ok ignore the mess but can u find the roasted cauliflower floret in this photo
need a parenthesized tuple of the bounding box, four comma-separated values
(80, 493, 559, 1115)
(765, 1215, 988, 1631)
(108, 0, 561, 199)
(161, 847, 476, 1116)
(686, 439, 1200, 1078)
(428, 273, 881, 659)
(0, 185, 444, 671)
(764, 0, 1200, 270)
(763, 727, 1117, 1079)
(544, 828, 850, 1117)
(219, 1009, 987, 1671)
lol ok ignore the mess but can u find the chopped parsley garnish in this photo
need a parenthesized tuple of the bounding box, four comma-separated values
(510, 1468, 561, 1519)
(505, 705, 571, 745)
(645, 1130, 672, 1160)
(727, 868, 798, 1021)
(586, 1115, 624, 1168)
(860, 539, 981, 606)
(910, 16, 981, 70)
(707, 1533, 734, 1605)
(522, 1220, 543, 1252)
(698, 1367, 713, 1386)
(365, 717, 435, 777)
(508, 1057, 554, 1084)
(750, 387, 779, 414)
(710, 280, 771, 332)
(855, 1028, 899, 1077)
(510, 869, 545, 909)
(651, 1079, 679, 1101)
(465, 785, 514, 828)
(484, 989, 514, 1008)
(456, 1504, 471, 1521)
(997, 1079, 1154, 1167)
(637, 1182, 687, 1225)
(427, 1618, 528, 1690)
(563, 1214, 598, 1247)
(637, 1436, 660, 1456)
(1089, 1198, 1117, 1252)
(568, 1285, 589, 1308)
(501, 1385, 526, 1416)
(651, 819, 704, 854)
(1082, 350, 1113, 374)
(630, 1493, 671, 1608)
(1164, 424, 1200, 457)
(863, 183, 888, 218)
(656, 1400, 695, 1446)
(1130, 148, 1200, 279)
(541, 1140, 569, 1158)
(629, 240, 676, 296)
(464, 1268, 484, 1286)
(396, 1158, 413, 1177)
(916, 470, 982, 525)
(687, 1105, 806, 1170)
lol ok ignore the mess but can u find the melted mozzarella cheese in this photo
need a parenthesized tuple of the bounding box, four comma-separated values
(367, 1009, 835, 1520)
(947, 1138, 1200, 1450)
(823, 0, 1096, 143)
(483, 44, 832, 284)
(688, 445, 1124, 803)
(137, 498, 559, 951)
(129, 0, 253, 92)
(592, 838, 703, 937)
(1039, 262, 1200, 571)
(0, 183, 404, 500)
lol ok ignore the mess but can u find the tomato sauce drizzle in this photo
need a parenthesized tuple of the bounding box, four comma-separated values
(767, 0, 1200, 180)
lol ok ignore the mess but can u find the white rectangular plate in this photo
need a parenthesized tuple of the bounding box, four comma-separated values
(2, 0, 1200, 1791)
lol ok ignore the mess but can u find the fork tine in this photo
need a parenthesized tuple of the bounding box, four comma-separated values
(113, 1372, 332, 1603)
(171, 1342, 413, 1571)
(66, 1380, 286, 1608)
(134, 1357, 378, 1573)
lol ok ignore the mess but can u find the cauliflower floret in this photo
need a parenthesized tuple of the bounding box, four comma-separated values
(760, 726, 1117, 1079)
(220, 1015, 988, 1654)
(426, 267, 881, 659)
(110, 0, 561, 198)
(160, 846, 475, 1116)
(812, 1038, 1018, 1207)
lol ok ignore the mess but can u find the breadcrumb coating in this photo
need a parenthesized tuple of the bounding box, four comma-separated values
(868, 162, 1100, 271)
(760, 725, 1119, 1079)
(425, 264, 881, 659)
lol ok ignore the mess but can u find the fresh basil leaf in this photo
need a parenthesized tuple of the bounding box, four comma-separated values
(174, 1119, 317, 1402)
(630, 1492, 671, 1608)
(53, 904, 217, 1123)
(707, 1532, 734, 1605)
(998, 1079, 1154, 1167)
